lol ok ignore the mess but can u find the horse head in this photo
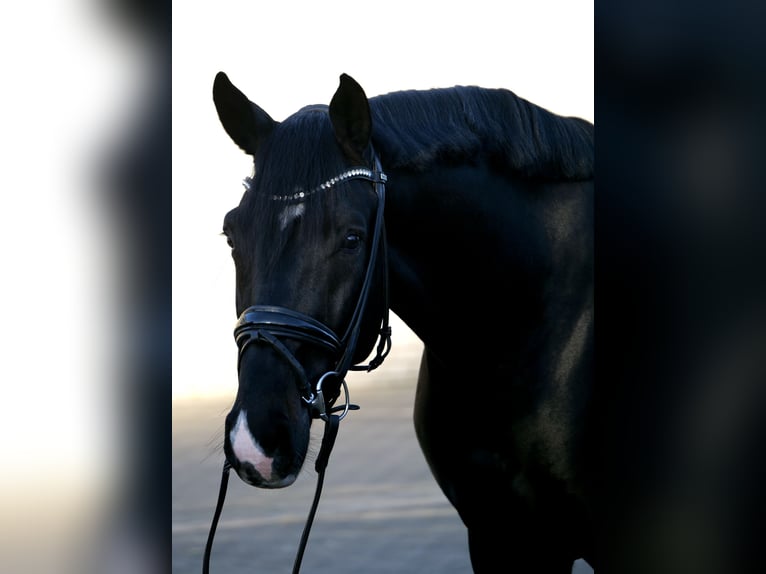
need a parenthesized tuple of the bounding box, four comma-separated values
(213, 72, 389, 488)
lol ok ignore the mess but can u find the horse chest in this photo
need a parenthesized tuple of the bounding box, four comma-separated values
(414, 345, 585, 503)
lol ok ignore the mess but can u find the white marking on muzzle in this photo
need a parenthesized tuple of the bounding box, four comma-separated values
(230, 410, 274, 482)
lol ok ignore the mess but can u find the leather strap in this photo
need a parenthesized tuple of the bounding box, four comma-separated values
(202, 461, 231, 574)
(202, 415, 343, 574)
(235, 306, 342, 353)
(291, 414, 341, 573)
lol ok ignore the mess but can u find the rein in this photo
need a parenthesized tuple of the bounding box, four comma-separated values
(203, 157, 391, 574)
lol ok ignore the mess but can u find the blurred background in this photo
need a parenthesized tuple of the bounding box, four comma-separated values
(1, 0, 171, 572)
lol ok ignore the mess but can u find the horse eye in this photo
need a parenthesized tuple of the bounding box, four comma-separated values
(342, 232, 362, 250)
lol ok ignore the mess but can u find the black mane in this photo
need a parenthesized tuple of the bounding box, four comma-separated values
(236, 84, 594, 267)
(370, 86, 593, 180)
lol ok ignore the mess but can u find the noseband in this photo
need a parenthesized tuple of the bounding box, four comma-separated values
(204, 156, 392, 574)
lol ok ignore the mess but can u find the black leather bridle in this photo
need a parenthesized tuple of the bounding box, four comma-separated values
(203, 156, 392, 574)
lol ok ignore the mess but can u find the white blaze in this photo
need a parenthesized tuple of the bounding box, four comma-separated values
(279, 203, 305, 230)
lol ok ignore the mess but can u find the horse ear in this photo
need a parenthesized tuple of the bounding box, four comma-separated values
(213, 72, 276, 156)
(329, 74, 372, 164)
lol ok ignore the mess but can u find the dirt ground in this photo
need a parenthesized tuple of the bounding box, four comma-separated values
(172, 344, 593, 573)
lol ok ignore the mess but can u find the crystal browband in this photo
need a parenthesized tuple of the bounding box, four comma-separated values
(242, 167, 387, 202)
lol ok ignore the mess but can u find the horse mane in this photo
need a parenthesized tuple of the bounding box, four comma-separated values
(369, 86, 594, 181)
(236, 86, 593, 269)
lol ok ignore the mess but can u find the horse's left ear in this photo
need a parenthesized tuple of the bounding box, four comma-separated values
(329, 74, 372, 164)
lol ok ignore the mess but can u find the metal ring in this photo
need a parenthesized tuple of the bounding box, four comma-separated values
(315, 371, 351, 421)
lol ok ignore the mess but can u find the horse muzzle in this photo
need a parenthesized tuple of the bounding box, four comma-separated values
(225, 407, 306, 488)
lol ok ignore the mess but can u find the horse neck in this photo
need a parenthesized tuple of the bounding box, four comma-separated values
(385, 161, 593, 370)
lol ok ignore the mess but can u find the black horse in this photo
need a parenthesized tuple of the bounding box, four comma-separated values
(212, 72, 594, 572)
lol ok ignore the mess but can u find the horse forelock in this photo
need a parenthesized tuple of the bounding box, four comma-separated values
(234, 107, 362, 274)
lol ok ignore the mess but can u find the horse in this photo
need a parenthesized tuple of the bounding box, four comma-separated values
(211, 71, 594, 572)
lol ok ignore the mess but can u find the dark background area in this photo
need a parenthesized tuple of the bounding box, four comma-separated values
(595, 1, 766, 572)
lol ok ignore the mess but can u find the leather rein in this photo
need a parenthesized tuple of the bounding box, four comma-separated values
(203, 156, 392, 574)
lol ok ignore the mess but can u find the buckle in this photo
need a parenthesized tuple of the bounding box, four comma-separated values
(309, 371, 352, 421)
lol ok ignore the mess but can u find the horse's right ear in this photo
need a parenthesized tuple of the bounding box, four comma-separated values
(213, 72, 276, 156)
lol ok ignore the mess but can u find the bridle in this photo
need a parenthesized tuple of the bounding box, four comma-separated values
(234, 158, 391, 416)
(203, 155, 392, 574)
